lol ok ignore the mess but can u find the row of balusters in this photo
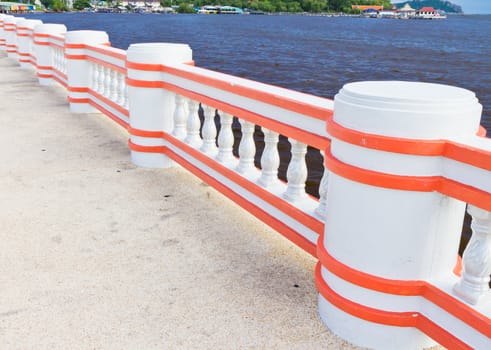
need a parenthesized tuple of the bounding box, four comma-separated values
(52, 46, 66, 77)
(89, 62, 128, 109)
(171, 94, 329, 220)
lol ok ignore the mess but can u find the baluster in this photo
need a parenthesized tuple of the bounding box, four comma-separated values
(98, 65, 105, 95)
(258, 127, 279, 187)
(200, 105, 217, 155)
(216, 111, 234, 164)
(62, 52, 67, 74)
(117, 72, 125, 106)
(172, 94, 187, 139)
(283, 139, 308, 202)
(54, 49, 59, 71)
(91, 62, 99, 92)
(123, 77, 129, 109)
(315, 153, 329, 219)
(104, 67, 111, 97)
(236, 119, 256, 174)
(110, 69, 118, 102)
(184, 99, 201, 147)
(454, 205, 491, 305)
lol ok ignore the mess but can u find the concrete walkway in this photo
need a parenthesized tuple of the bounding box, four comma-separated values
(0, 52, 362, 349)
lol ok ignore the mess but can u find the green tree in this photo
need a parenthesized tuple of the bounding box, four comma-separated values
(177, 3, 195, 12)
(51, 0, 67, 11)
(73, 0, 91, 10)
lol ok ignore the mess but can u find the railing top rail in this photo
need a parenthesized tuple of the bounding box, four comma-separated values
(85, 43, 126, 61)
(127, 60, 334, 121)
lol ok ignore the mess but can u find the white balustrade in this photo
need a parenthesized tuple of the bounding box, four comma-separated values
(283, 139, 308, 202)
(200, 105, 218, 155)
(216, 111, 234, 164)
(236, 119, 256, 174)
(172, 94, 187, 139)
(185, 99, 201, 147)
(454, 205, 491, 305)
(315, 154, 329, 219)
(258, 127, 280, 187)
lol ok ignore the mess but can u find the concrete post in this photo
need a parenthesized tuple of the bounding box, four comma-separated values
(64, 30, 109, 113)
(4, 16, 25, 60)
(16, 19, 43, 69)
(33, 24, 67, 86)
(317, 81, 482, 349)
(126, 43, 193, 168)
(0, 14, 14, 51)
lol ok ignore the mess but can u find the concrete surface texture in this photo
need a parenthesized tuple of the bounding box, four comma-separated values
(0, 52, 365, 349)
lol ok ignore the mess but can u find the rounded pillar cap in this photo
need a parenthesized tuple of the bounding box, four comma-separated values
(64, 30, 109, 45)
(34, 23, 67, 35)
(334, 81, 482, 139)
(127, 43, 192, 64)
(4, 16, 25, 25)
(16, 19, 43, 29)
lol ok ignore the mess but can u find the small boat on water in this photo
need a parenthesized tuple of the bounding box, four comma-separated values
(197, 5, 244, 14)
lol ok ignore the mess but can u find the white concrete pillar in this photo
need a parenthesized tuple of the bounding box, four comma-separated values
(64, 30, 109, 113)
(16, 19, 43, 69)
(0, 14, 14, 51)
(4, 16, 25, 60)
(126, 43, 193, 168)
(317, 81, 482, 349)
(33, 23, 67, 86)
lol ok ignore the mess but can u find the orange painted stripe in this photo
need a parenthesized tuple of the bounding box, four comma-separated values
(64, 54, 126, 74)
(325, 151, 491, 211)
(127, 127, 163, 138)
(33, 41, 50, 46)
(50, 42, 64, 50)
(16, 33, 31, 37)
(87, 56, 126, 74)
(65, 42, 110, 49)
(327, 116, 491, 172)
(315, 263, 472, 350)
(86, 44, 126, 60)
(67, 86, 89, 93)
(52, 73, 67, 88)
(68, 97, 129, 129)
(37, 73, 53, 78)
(87, 89, 130, 118)
(317, 239, 491, 338)
(36, 65, 52, 70)
(18, 52, 30, 57)
(128, 140, 318, 257)
(127, 134, 322, 246)
(53, 69, 67, 82)
(126, 60, 333, 121)
(126, 78, 330, 150)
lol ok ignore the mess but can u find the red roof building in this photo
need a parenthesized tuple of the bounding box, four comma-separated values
(418, 7, 436, 14)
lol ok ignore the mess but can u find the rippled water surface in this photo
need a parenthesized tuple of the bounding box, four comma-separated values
(25, 13, 491, 133)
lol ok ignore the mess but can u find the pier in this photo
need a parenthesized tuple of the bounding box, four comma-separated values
(1, 14, 490, 349)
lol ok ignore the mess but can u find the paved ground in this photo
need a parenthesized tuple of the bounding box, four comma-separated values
(0, 52, 366, 349)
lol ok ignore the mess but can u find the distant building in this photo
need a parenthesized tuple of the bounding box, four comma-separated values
(352, 5, 384, 12)
(417, 6, 436, 17)
(398, 3, 416, 18)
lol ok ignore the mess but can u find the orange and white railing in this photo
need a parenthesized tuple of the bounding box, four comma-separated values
(0, 14, 490, 350)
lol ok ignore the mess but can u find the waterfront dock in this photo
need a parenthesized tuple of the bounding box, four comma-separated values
(0, 52, 361, 349)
